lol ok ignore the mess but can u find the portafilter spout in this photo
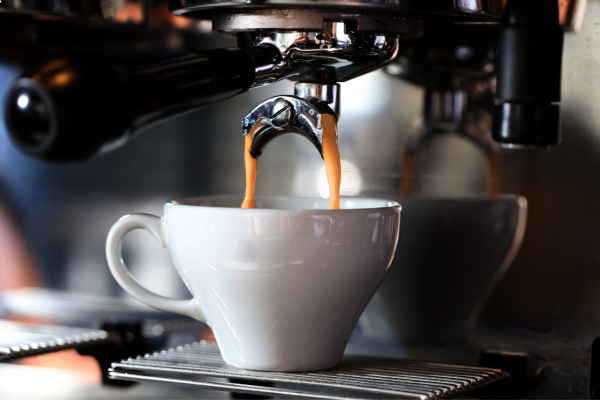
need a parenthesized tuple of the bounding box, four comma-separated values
(3, 11, 416, 162)
(243, 83, 339, 160)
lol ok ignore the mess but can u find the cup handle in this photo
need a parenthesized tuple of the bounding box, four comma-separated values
(106, 213, 206, 323)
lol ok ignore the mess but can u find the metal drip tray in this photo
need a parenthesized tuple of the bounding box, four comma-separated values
(0, 320, 112, 360)
(109, 342, 510, 399)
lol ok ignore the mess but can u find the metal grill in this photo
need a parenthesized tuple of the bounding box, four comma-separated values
(0, 320, 112, 360)
(109, 342, 510, 399)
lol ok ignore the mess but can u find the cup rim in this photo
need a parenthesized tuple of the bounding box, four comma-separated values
(166, 195, 401, 213)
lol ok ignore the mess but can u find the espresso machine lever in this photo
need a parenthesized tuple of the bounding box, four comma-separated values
(243, 83, 339, 160)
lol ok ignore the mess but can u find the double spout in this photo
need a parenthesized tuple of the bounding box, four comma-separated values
(243, 83, 339, 160)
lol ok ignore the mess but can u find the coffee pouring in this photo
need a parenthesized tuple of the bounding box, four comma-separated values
(104, 73, 400, 370)
(3, 0, 598, 397)
(241, 84, 341, 209)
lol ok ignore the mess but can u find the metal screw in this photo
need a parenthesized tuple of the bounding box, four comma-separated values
(269, 99, 295, 128)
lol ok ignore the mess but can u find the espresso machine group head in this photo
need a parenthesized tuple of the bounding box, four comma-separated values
(0, 0, 569, 161)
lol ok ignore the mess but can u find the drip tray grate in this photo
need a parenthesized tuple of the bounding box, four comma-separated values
(0, 320, 112, 360)
(108, 342, 510, 399)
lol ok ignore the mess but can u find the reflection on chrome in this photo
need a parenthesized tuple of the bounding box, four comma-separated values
(343, 72, 392, 115)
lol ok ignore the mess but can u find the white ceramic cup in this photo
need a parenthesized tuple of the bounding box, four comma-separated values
(106, 195, 401, 371)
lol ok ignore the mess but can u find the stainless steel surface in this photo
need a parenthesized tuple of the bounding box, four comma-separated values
(108, 341, 510, 399)
(240, 21, 402, 84)
(170, 0, 505, 21)
(294, 83, 340, 120)
(0, 0, 584, 33)
(250, 45, 294, 88)
(243, 94, 335, 159)
(213, 10, 423, 35)
(0, 320, 111, 360)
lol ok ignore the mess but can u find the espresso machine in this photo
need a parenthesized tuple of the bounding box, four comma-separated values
(1, 0, 599, 398)
(0, 0, 569, 160)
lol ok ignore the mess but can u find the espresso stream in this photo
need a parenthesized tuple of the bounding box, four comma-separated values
(242, 114, 341, 209)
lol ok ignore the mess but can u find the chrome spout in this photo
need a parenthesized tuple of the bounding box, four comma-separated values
(242, 86, 339, 160)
